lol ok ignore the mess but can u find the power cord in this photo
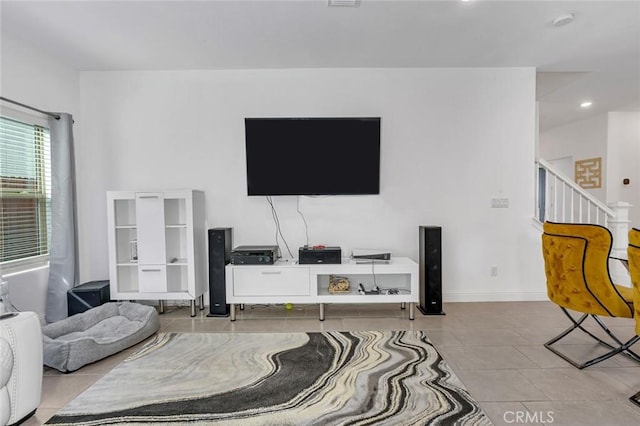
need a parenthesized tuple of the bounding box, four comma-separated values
(266, 196, 294, 258)
(297, 196, 310, 247)
(371, 259, 377, 288)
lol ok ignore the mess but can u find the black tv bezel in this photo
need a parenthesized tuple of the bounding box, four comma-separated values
(244, 117, 381, 197)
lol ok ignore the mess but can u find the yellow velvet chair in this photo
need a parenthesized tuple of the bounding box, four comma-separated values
(541, 222, 639, 369)
(628, 228, 640, 407)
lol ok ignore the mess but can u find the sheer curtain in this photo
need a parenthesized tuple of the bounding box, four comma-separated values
(45, 113, 78, 323)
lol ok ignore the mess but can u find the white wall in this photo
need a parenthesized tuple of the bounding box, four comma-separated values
(0, 35, 79, 116)
(79, 67, 546, 302)
(0, 34, 80, 318)
(3, 266, 49, 321)
(539, 111, 640, 227)
(607, 112, 640, 227)
(538, 114, 608, 202)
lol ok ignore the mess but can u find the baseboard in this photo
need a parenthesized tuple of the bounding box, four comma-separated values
(443, 291, 547, 303)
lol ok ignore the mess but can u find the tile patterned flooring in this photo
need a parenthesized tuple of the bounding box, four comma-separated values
(27, 301, 640, 425)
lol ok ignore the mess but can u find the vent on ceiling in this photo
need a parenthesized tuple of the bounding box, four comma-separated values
(328, 0, 361, 7)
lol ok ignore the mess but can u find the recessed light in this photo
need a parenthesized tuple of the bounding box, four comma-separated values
(553, 13, 575, 27)
(580, 101, 593, 108)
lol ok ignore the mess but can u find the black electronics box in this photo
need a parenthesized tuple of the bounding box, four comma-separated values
(231, 245, 280, 265)
(299, 246, 342, 264)
(67, 280, 111, 316)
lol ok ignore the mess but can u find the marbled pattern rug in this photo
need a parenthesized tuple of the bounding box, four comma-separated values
(46, 331, 492, 425)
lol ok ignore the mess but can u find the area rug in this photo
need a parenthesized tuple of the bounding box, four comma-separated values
(46, 330, 492, 425)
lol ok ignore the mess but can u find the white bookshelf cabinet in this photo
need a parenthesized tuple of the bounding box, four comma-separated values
(106, 190, 206, 316)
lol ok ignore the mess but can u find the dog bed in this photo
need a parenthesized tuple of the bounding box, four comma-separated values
(42, 301, 159, 372)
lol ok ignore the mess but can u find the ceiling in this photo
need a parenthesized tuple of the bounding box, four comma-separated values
(1, 0, 639, 131)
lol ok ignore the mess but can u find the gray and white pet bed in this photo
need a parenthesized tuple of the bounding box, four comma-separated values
(42, 301, 159, 372)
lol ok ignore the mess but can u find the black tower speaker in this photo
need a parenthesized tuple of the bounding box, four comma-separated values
(418, 226, 445, 315)
(207, 227, 233, 317)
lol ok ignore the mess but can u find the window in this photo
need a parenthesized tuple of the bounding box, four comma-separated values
(0, 115, 51, 267)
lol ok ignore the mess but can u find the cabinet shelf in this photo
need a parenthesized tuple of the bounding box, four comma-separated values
(116, 261, 139, 267)
(167, 258, 188, 266)
(116, 259, 188, 267)
(316, 288, 412, 297)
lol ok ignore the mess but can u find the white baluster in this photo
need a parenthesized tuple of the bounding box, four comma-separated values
(607, 201, 632, 260)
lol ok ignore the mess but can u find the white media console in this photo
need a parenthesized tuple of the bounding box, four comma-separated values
(225, 257, 419, 321)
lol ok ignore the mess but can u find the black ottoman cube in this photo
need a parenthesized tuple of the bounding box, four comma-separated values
(67, 280, 111, 316)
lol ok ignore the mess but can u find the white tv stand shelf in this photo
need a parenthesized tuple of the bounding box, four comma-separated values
(225, 257, 419, 321)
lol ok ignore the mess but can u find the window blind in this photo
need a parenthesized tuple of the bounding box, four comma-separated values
(0, 116, 51, 264)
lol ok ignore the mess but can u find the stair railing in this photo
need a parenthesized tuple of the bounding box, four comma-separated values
(535, 158, 631, 259)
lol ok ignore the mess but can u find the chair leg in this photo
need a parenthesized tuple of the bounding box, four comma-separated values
(544, 308, 640, 369)
(630, 390, 640, 408)
(590, 315, 640, 363)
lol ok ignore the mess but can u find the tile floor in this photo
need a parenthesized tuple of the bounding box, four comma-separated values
(27, 301, 640, 425)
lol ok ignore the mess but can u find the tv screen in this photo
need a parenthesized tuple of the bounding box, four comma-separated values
(245, 117, 381, 196)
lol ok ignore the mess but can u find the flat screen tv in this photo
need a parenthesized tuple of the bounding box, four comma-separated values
(245, 117, 381, 196)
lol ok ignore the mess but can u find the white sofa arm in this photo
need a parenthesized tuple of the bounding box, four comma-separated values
(0, 337, 13, 426)
(0, 312, 42, 426)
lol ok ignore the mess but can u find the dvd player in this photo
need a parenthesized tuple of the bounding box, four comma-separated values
(351, 248, 391, 263)
(230, 245, 280, 265)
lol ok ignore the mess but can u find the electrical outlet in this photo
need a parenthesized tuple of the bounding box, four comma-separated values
(490, 265, 498, 277)
(491, 198, 509, 208)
